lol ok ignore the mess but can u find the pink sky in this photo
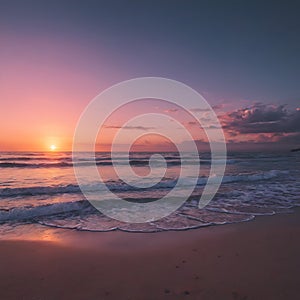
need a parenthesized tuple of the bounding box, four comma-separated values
(1, 33, 299, 152)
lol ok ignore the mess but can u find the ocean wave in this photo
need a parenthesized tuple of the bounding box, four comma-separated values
(220, 169, 289, 183)
(0, 181, 299, 231)
(0, 162, 72, 168)
(0, 200, 255, 231)
(0, 170, 289, 198)
(0, 184, 81, 197)
(0, 157, 237, 168)
(0, 200, 93, 223)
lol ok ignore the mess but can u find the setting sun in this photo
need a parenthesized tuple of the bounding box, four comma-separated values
(50, 144, 57, 151)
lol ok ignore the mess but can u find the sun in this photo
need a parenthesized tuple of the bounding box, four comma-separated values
(50, 144, 57, 151)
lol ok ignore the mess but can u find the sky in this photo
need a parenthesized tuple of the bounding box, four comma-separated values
(0, 0, 299, 151)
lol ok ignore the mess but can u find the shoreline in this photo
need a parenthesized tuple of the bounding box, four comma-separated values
(0, 210, 300, 299)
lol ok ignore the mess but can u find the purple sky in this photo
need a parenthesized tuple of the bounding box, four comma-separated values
(1, 1, 299, 151)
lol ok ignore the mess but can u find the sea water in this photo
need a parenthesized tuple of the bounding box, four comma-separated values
(0, 151, 299, 234)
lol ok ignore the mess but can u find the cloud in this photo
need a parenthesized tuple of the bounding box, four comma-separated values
(212, 104, 225, 110)
(164, 108, 179, 113)
(190, 108, 210, 112)
(187, 121, 198, 126)
(103, 125, 156, 131)
(221, 104, 300, 134)
(185, 121, 221, 130)
(103, 103, 300, 149)
(190, 104, 224, 113)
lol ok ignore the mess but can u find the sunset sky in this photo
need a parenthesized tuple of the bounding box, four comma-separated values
(1, 0, 299, 151)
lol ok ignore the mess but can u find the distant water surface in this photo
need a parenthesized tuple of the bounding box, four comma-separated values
(0, 151, 299, 235)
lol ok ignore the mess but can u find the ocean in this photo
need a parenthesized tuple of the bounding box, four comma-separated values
(0, 151, 299, 235)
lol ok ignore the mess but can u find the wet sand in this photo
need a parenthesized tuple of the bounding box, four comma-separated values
(0, 211, 300, 300)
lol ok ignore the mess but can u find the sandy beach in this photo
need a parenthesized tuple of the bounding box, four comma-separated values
(0, 210, 299, 300)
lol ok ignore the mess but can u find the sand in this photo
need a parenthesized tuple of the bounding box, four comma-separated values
(0, 211, 300, 300)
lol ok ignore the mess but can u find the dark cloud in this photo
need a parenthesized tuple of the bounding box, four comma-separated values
(222, 104, 300, 134)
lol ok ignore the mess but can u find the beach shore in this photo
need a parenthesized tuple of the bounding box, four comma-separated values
(0, 211, 299, 300)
